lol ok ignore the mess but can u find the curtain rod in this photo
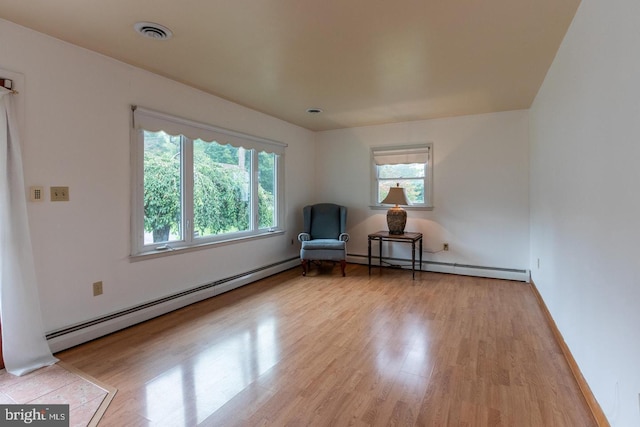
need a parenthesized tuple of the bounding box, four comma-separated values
(1, 78, 19, 94)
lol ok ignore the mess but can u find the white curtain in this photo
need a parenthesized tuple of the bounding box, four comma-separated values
(0, 87, 57, 375)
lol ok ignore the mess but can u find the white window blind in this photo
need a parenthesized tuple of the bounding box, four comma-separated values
(372, 146, 430, 165)
(132, 106, 287, 155)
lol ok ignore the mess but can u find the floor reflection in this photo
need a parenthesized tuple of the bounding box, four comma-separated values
(144, 366, 186, 425)
(374, 313, 431, 379)
(144, 316, 279, 425)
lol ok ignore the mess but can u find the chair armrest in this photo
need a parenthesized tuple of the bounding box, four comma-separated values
(339, 233, 350, 242)
(298, 233, 311, 242)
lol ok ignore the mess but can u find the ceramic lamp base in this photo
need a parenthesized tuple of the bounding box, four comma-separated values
(386, 206, 407, 234)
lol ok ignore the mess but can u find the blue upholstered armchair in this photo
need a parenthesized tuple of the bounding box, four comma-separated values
(298, 203, 349, 276)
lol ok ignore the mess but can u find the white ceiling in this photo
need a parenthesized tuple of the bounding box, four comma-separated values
(0, 0, 580, 131)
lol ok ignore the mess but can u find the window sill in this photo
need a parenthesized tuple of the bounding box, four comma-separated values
(369, 205, 434, 211)
(129, 229, 285, 262)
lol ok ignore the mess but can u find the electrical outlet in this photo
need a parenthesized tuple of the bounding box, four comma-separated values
(93, 281, 103, 296)
(50, 186, 69, 202)
(443, 243, 449, 251)
(537, 258, 540, 269)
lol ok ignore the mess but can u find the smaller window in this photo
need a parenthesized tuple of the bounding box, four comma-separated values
(371, 144, 433, 208)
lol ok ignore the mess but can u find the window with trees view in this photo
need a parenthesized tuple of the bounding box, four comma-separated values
(372, 144, 433, 208)
(131, 107, 285, 255)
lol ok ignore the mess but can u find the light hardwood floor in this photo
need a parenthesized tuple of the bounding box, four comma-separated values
(57, 264, 596, 426)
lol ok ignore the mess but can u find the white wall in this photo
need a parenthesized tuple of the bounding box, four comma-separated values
(0, 19, 316, 337)
(316, 111, 530, 277)
(529, 0, 640, 425)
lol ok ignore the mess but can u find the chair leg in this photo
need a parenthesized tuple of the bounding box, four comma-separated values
(301, 259, 308, 276)
(340, 260, 346, 277)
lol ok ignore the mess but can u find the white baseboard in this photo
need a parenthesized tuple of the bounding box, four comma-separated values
(47, 258, 300, 353)
(347, 254, 529, 282)
(48, 256, 528, 353)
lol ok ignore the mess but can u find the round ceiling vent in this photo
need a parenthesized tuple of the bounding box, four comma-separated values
(306, 108, 323, 114)
(134, 22, 173, 40)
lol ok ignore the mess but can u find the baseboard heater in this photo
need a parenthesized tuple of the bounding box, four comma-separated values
(46, 257, 299, 351)
(347, 253, 529, 282)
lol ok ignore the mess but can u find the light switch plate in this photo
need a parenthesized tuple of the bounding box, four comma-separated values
(50, 186, 69, 202)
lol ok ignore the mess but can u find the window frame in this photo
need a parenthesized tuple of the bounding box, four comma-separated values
(370, 143, 434, 210)
(130, 106, 286, 257)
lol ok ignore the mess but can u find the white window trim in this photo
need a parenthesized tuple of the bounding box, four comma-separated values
(130, 106, 287, 258)
(369, 143, 434, 210)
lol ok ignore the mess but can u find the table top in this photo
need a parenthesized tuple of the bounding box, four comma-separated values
(368, 231, 422, 241)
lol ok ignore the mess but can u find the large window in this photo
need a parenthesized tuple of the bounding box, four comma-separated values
(131, 107, 286, 256)
(371, 144, 433, 209)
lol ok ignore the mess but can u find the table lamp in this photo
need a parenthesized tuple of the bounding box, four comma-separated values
(381, 183, 410, 234)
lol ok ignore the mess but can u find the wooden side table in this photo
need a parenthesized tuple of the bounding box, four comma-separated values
(368, 231, 423, 279)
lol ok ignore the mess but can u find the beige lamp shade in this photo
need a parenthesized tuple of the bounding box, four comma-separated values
(381, 184, 410, 234)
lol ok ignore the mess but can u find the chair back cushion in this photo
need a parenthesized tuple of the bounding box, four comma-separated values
(304, 203, 346, 239)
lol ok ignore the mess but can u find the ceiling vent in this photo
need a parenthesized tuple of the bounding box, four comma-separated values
(134, 22, 173, 40)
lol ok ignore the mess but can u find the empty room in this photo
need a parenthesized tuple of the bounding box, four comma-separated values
(0, 0, 638, 426)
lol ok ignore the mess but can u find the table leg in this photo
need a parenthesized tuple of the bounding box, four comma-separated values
(411, 239, 416, 280)
(368, 237, 372, 275)
(419, 237, 423, 273)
